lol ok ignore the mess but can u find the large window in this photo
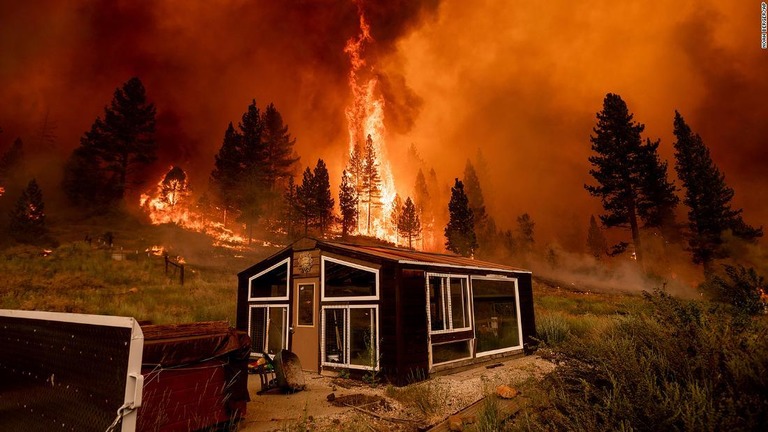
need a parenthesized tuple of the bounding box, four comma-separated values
(321, 305, 379, 370)
(249, 258, 290, 300)
(249, 305, 288, 356)
(432, 340, 472, 364)
(321, 257, 378, 300)
(472, 277, 522, 355)
(427, 274, 471, 333)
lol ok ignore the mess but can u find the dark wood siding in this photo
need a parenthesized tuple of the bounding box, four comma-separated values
(377, 263, 398, 377)
(391, 268, 429, 384)
(516, 272, 536, 351)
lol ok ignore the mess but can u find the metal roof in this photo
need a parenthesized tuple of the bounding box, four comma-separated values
(318, 239, 530, 274)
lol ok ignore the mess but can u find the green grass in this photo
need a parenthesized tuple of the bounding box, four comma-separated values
(0, 240, 271, 324)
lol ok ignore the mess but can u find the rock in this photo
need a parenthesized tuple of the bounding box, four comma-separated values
(327, 392, 336, 402)
(496, 385, 519, 399)
(462, 414, 476, 424)
(448, 415, 464, 431)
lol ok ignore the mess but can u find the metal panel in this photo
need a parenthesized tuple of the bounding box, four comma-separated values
(0, 310, 143, 432)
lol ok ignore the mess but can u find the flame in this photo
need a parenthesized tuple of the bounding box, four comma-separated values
(140, 166, 247, 248)
(344, 6, 399, 244)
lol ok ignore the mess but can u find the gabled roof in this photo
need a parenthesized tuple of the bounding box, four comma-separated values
(316, 238, 530, 274)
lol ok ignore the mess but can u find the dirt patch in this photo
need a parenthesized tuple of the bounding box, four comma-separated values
(238, 355, 554, 432)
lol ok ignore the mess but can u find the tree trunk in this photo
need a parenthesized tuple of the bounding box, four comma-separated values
(627, 199, 643, 266)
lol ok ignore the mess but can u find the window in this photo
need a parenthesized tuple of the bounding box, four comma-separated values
(249, 305, 288, 356)
(297, 283, 314, 326)
(321, 257, 378, 300)
(432, 340, 472, 365)
(427, 274, 471, 333)
(321, 305, 378, 370)
(248, 258, 290, 300)
(472, 277, 522, 355)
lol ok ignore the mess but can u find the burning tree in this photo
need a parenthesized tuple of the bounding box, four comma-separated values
(339, 170, 358, 239)
(159, 166, 190, 210)
(360, 134, 382, 234)
(63, 77, 157, 206)
(389, 194, 402, 243)
(9, 179, 48, 244)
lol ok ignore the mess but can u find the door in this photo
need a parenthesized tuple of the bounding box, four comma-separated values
(292, 278, 319, 372)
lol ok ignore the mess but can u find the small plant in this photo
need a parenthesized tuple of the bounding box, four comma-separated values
(535, 313, 570, 346)
(473, 395, 503, 432)
(362, 333, 382, 386)
(338, 368, 350, 379)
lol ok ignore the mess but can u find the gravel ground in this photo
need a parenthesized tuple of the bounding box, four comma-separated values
(238, 355, 554, 432)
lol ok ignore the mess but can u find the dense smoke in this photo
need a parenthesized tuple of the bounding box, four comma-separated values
(0, 0, 764, 248)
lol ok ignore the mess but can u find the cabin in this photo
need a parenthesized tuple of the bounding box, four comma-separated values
(236, 238, 536, 384)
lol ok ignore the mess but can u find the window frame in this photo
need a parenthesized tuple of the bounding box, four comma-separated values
(295, 282, 316, 328)
(471, 275, 524, 357)
(429, 339, 474, 368)
(320, 256, 380, 301)
(248, 257, 291, 301)
(426, 273, 473, 335)
(320, 304, 380, 371)
(248, 303, 289, 357)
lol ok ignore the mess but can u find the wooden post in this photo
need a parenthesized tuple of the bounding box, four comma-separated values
(180, 264, 184, 286)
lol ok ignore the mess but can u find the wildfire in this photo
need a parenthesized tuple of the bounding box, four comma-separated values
(140, 166, 247, 247)
(344, 6, 398, 243)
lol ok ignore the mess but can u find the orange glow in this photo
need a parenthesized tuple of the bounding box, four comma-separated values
(140, 166, 247, 247)
(344, 7, 399, 244)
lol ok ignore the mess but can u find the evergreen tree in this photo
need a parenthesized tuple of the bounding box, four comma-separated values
(261, 103, 299, 217)
(67, 77, 156, 204)
(637, 138, 679, 236)
(295, 167, 316, 236)
(464, 160, 495, 253)
(673, 111, 763, 268)
(360, 134, 382, 234)
(62, 146, 110, 206)
(312, 159, 334, 236)
(585, 93, 675, 264)
(445, 178, 477, 256)
(210, 122, 244, 225)
(517, 213, 535, 253)
(237, 100, 267, 242)
(414, 168, 430, 214)
(587, 215, 608, 259)
(282, 176, 302, 239)
(339, 170, 358, 238)
(9, 179, 47, 243)
(399, 197, 422, 249)
(347, 142, 364, 220)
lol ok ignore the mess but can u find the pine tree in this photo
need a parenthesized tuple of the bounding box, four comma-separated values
(464, 160, 494, 253)
(210, 122, 243, 226)
(296, 167, 316, 236)
(261, 103, 299, 216)
(414, 168, 430, 214)
(445, 178, 477, 256)
(673, 111, 762, 268)
(347, 143, 364, 218)
(312, 159, 334, 236)
(637, 138, 679, 236)
(339, 170, 358, 238)
(9, 179, 47, 243)
(282, 176, 302, 239)
(399, 197, 422, 249)
(237, 100, 267, 243)
(517, 213, 535, 254)
(585, 93, 675, 264)
(587, 215, 608, 259)
(70, 77, 156, 203)
(360, 134, 382, 234)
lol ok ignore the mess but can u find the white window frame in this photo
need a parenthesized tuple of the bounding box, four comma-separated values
(471, 275, 524, 357)
(426, 273, 472, 335)
(295, 282, 316, 328)
(248, 303, 289, 356)
(320, 256, 379, 301)
(248, 257, 290, 301)
(429, 339, 474, 368)
(320, 304, 380, 371)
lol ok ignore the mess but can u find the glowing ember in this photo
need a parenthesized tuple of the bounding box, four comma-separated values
(140, 166, 247, 247)
(344, 6, 398, 244)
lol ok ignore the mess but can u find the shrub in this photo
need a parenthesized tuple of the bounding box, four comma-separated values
(702, 264, 767, 315)
(535, 313, 571, 346)
(514, 290, 768, 431)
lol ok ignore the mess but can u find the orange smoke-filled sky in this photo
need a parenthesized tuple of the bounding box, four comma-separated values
(1, 0, 765, 245)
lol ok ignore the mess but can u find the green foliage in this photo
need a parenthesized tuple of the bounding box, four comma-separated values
(518, 291, 768, 431)
(445, 178, 477, 256)
(702, 264, 767, 316)
(672, 111, 762, 266)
